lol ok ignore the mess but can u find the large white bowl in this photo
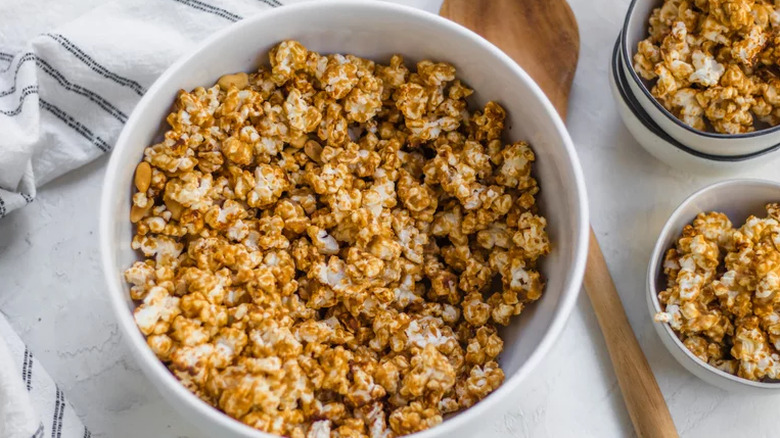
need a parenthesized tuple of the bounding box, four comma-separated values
(99, 2, 589, 437)
(647, 179, 780, 393)
(621, 0, 780, 157)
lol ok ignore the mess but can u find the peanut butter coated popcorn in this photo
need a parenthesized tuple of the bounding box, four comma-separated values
(125, 41, 551, 437)
(656, 205, 780, 381)
(634, 0, 780, 134)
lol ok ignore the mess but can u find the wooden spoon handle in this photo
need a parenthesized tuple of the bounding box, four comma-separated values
(584, 229, 679, 438)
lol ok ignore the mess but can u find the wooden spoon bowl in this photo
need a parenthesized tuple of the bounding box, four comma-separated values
(440, 0, 579, 117)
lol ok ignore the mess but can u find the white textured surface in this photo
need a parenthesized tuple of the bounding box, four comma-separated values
(2, 0, 780, 436)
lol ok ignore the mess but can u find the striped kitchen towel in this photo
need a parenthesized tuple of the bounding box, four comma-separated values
(0, 313, 90, 438)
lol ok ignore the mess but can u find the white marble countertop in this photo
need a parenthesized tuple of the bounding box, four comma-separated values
(2, 0, 780, 437)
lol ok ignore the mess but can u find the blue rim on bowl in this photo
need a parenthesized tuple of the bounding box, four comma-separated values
(620, 0, 780, 140)
(611, 36, 780, 162)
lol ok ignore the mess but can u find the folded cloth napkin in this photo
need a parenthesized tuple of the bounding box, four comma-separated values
(0, 0, 442, 435)
(0, 313, 90, 438)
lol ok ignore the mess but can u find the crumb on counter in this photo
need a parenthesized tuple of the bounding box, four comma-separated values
(124, 40, 551, 438)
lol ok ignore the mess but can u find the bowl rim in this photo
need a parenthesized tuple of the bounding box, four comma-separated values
(620, 0, 780, 140)
(611, 36, 780, 162)
(646, 178, 780, 389)
(99, 0, 591, 436)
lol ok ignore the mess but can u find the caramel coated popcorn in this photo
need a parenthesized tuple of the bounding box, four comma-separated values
(125, 41, 551, 437)
(634, 0, 780, 134)
(655, 205, 780, 381)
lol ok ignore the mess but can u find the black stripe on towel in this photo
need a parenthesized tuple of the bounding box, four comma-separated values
(82, 426, 92, 438)
(0, 52, 13, 71)
(0, 53, 36, 98)
(39, 99, 111, 152)
(22, 348, 28, 386)
(0, 53, 127, 122)
(21, 193, 34, 203)
(172, 0, 242, 22)
(0, 194, 6, 217)
(22, 347, 32, 390)
(35, 57, 128, 123)
(0, 52, 12, 72)
(257, 0, 282, 7)
(2, 91, 111, 152)
(25, 347, 33, 390)
(51, 387, 64, 438)
(0, 85, 37, 116)
(43, 34, 147, 96)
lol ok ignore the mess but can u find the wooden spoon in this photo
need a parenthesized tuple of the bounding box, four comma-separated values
(440, 2, 680, 437)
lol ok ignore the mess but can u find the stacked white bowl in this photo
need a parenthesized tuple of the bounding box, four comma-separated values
(611, 0, 780, 173)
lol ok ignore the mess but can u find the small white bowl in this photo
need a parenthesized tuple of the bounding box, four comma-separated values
(647, 179, 780, 393)
(620, 0, 780, 156)
(99, 2, 590, 437)
(609, 36, 780, 174)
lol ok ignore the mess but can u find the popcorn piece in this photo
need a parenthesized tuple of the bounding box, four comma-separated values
(665, 88, 706, 131)
(634, 40, 662, 79)
(284, 88, 322, 133)
(389, 401, 442, 435)
(689, 50, 724, 87)
(269, 40, 308, 85)
(124, 260, 157, 300)
(732, 25, 768, 66)
(248, 163, 289, 208)
(456, 361, 504, 409)
(134, 286, 181, 335)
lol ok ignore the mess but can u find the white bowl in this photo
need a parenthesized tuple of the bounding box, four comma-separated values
(647, 179, 780, 393)
(609, 36, 780, 174)
(99, 1, 589, 436)
(620, 0, 780, 156)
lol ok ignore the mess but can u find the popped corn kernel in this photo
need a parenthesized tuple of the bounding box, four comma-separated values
(388, 401, 442, 435)
(134, 286, 181, 336)
(456, 361, 504, 409)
